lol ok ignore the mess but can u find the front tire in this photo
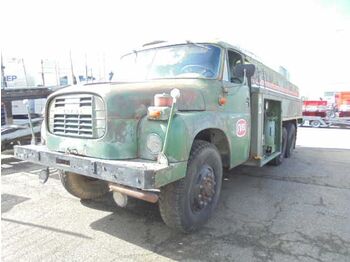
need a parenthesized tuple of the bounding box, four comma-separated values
(59, 171, 109, 200)
(159, 140, 223, 232)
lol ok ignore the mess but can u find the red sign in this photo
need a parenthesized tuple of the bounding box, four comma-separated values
(236, 119, 247, 137)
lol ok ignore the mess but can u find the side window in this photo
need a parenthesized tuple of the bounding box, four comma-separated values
(227, 50, 243, 83)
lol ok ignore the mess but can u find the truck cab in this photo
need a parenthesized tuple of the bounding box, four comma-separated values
(15, 40, 302, 232)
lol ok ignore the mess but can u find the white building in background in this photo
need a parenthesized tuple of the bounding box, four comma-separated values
(2, 57, 36, 88)
(2, 57, 64, 88)
(2, 53, 110, 89)
(2, 57, 63, 117)
(2, 54, 112, 119)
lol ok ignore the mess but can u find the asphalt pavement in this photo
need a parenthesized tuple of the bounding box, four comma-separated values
(1, 127, 350, 262)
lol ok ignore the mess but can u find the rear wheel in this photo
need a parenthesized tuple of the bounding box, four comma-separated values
(159, 140, 223, 232)
(311, 120, 321, 128)
(59, 171, 109, 200)
(270, 127, 288, 166)
(285, 123, 296, 158)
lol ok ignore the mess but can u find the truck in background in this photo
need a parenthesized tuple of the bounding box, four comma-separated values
(337, 91, 350, 117)
(14, 40, 302, 232)
(302, 91, 350, 128)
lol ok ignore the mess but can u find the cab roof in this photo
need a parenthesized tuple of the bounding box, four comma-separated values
(134, 39, 242, 53)
(132, 39, 259, 61)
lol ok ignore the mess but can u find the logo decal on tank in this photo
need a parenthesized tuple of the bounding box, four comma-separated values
(236, 119, 247, 137)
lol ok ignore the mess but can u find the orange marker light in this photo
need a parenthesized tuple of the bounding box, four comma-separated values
(149, 110, 161, 118)
(219, 97, 227, 105)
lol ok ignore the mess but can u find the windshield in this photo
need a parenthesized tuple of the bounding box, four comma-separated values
(114, 44, 221, 82)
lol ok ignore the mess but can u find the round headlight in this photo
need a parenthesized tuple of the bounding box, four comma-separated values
(146, 133, 162, 154)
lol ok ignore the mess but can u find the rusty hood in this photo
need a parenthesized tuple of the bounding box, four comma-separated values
(45, 79, 211, 159)
(50, 79, 208, 119)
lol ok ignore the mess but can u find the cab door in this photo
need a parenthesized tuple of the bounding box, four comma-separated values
(222, 49, 251, 167)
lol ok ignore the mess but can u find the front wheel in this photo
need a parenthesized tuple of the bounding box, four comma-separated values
(159, 140, 223, 232)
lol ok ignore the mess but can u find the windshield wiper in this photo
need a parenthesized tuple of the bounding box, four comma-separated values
(142, 40, 167, 47)
(185, 40, 209, 50)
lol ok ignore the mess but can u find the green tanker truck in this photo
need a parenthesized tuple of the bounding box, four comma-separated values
(14, 40, 302, 232)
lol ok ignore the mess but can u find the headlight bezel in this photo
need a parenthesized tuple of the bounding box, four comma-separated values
(146, 133, 163, 155)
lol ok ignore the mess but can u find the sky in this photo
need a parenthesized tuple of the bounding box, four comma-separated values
(1, 0, 350, 98)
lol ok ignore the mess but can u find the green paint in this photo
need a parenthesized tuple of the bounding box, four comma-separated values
(44, 40, 302, 187)
(155, 161, 188, 188)
(161, 98, 176, 156)
(47, 119, 138, 159)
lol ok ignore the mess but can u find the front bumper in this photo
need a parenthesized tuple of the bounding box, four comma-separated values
(14, 145, 187, 190)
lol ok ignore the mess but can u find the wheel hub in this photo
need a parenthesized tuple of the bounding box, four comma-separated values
(191, 165, 216, 212)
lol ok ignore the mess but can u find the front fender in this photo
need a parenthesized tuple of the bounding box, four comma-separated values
(138, 114, 191, 162)
(138, 111, 235, 163)
(139, 111, 247, 168)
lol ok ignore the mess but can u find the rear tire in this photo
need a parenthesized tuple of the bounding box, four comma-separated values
(159, 140, 223, 232)
(285, 123, 296, 158)
(59, 171, 109, 200)
(311, 120, 321, 128)
(270, 127, 288, 166)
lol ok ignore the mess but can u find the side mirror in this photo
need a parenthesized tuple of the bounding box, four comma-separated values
(234, 64, 256, 78)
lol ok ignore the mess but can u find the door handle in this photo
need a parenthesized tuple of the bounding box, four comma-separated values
(246, 97, 250, 107)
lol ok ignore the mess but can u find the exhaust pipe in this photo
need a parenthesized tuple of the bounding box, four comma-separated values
(108, 183, 159, 206)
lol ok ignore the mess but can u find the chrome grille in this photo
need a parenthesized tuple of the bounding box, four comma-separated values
(48, 94, 106, 139)
(53, 114, 93, 136)
(54, 96, 93, 108)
